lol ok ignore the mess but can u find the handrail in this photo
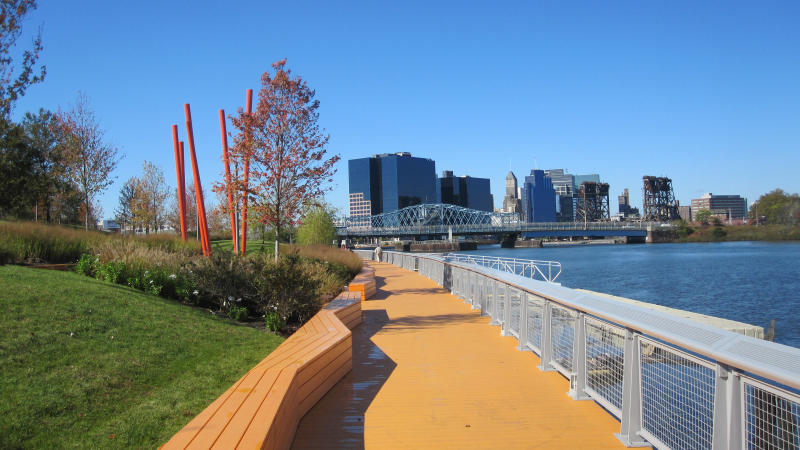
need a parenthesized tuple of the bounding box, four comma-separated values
(374, 250, 800, 449)
(442, 253, 562, 283)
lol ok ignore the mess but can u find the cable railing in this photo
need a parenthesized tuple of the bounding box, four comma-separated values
(443, 253, 562, 283)
(370, 250, 800, 450)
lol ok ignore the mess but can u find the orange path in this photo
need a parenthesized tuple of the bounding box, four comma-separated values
(293, 261, 624, 449)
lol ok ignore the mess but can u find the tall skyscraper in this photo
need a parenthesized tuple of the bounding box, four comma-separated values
(348, 153, 437, 216)
(521, 169, 556, 222)
(544, 169, 575, 222)
(439, 170, 493, 212)
(502, 171, 522, 214)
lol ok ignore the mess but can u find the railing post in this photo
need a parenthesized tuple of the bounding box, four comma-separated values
(502, 284, 512, 336)
(490, 279, 500, 326)
(568, 313, 591, 400)
(465, 271, 473, 306)
(517, 292, 529, 351)
(712, 364, 743, 450)
(615, 329, 649, 447)
(538, 301, 555, 372)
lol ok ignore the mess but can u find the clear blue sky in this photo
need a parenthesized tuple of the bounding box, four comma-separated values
(11, 0, 800, 218)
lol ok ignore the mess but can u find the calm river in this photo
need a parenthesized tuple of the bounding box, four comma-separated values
(456, 241, 800, 348)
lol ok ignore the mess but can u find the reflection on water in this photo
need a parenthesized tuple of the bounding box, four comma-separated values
(459, 241, 800, 348)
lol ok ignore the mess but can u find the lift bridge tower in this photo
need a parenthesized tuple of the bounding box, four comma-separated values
(575, 182, 610, 222)
(642, 176, 679, 221)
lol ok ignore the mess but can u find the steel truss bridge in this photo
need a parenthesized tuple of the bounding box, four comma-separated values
(337, 203, 668, 238)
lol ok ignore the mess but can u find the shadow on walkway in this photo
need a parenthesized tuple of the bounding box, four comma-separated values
(292, 309, 396, 449)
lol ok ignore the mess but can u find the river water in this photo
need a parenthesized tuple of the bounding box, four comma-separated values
(456, 241, 800, 348)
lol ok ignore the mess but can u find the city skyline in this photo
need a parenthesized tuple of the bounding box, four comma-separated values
(10, 1, 799, 220)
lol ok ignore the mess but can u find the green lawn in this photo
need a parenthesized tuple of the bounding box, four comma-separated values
(0, 265, 283, 449)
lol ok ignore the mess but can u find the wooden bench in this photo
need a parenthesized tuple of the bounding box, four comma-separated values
(347, 264, 377, 301)
(161, 291, 362, 450)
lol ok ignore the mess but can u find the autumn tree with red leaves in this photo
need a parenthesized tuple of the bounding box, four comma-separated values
(224, 60, 339, 241)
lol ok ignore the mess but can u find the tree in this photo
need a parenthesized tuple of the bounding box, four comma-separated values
(695, 209, 712, 225)
(21, 109, 66, 222)
(749, 189, 800, 226)
(115, 177, 138, 234)
(227, 60, 339, 241)
(136, 161, 169, 233)
(296, 205, 337, 245)
(0, 117, 37, 217)
(1, 0, 46, 118)
(57, 93, 121, 229)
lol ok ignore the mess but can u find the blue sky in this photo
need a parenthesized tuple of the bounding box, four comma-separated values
(11, 0, 800, 218)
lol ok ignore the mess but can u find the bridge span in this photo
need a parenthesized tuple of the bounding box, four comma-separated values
(337, 203, 670, 239)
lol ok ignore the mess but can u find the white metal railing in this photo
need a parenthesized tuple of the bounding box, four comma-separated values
(443, 253, 562, 283)
(365, 250, 800, 450)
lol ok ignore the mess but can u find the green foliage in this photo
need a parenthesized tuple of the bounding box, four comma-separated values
(296, 206, 337, 245)
(674, 219, 695, 239)
(226, 305, 248, 321)
(712, 226, 727, 240)
(75, 253, 97, 277)
(749, 189, 800, 225)
(695, 209, 712, 225)
(0, 265, 283, 448)
(265, 311, 285, 332)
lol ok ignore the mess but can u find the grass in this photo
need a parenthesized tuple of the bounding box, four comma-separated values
(211, 240, 363, 275)
(0, 265, 283, 449)
(210, 239, 275, 256)
(678, 224, 800, 242)
(0, 220, 201, 265)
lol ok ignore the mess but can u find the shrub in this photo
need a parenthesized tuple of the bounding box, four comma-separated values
(254, 254, 321, 326)
(265, 312, 285, 332)
(226, 305, 248, 321)
(75, 254, 97, 277)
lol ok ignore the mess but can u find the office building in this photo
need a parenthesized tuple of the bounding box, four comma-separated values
(348, 152, 437, 216)
(502, 171, 522, 214)
(544, 169, 576, 222)
(618, 188, 640, 218)
(520, 169, 556, 222)
(678, 205, 692, 222)
(439, 170, 493, 212)
(691, 193, 747, 220)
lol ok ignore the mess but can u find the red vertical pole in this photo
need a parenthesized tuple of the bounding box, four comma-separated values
(179, 141, 186, 230)
(172, 125, 187, 241)
(219, 109, 238, 253)
(241, 89, 253, 255)
(184, 103, 212, 256)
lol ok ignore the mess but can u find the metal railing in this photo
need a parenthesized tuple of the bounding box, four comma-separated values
(443, 253, 562, 283)
(369, 250, 800, 450)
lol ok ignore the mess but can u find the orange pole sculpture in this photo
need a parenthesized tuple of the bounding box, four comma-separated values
(240, 89, 253, 255)
(172, 125, 187, 241)
(219, 109, 238, 253)
(184, 104, 212, 256)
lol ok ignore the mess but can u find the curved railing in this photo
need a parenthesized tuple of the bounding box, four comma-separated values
(375, 250, 800, 450)
(442, 253, 562, 283)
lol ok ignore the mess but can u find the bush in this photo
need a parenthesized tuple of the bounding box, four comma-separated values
(254, 254, 321, 327)
(227, 305, 248, 321)
(265, 312, 285, 332)
(75, 254, 97, 277)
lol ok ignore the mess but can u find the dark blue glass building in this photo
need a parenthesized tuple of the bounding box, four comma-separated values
(348, 153, 437, 215)
(438, 170, 493, 212)
(521, 169, 556, 222)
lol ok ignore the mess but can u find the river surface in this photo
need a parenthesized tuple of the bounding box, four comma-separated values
(455, 241, 800, 348)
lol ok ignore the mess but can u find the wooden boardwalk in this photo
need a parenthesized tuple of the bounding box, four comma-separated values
(293, 262, 624, 449)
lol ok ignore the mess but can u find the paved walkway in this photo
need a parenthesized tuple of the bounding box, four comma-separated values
(293, 262, 624, 448)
